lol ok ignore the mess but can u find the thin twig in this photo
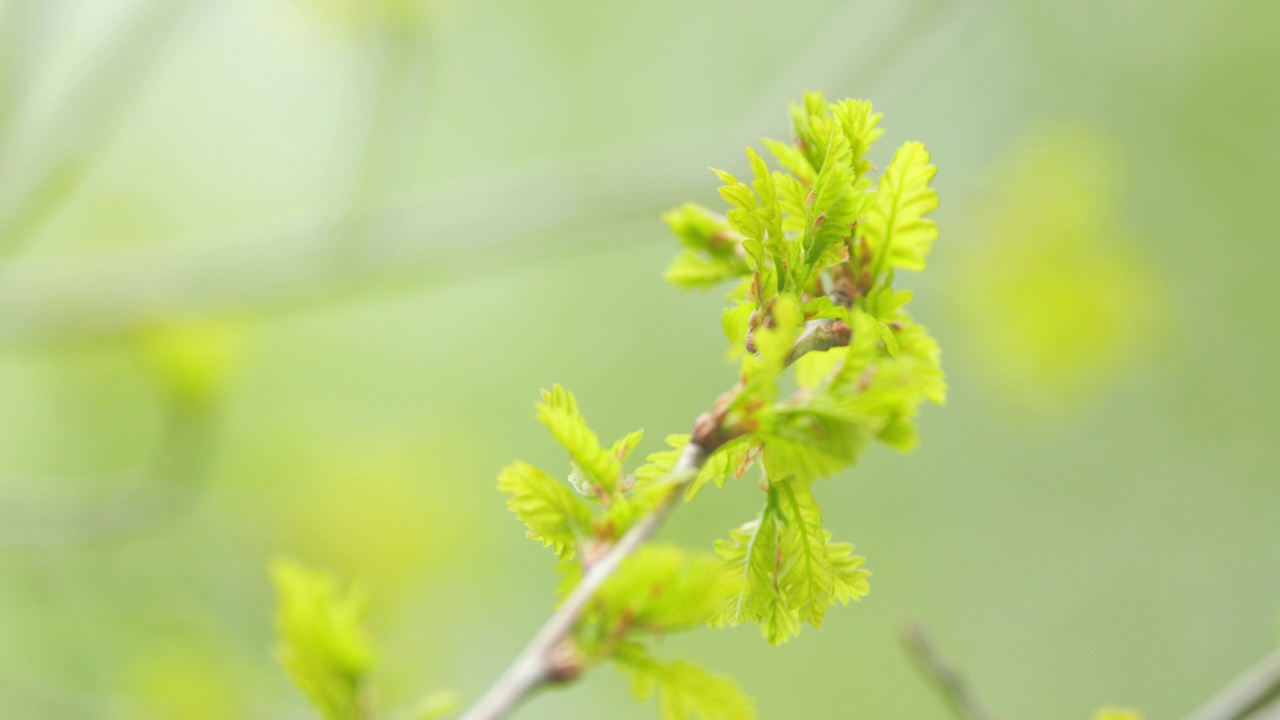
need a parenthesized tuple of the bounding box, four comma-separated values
(900, 621, 999, 720)
(0, 401, 216, 547)
(0, 0, 193, 254)
(460, 443, 706, 720)
(0, 0, 33, 152)
(785, 319, 847, 366)
(1187, 648, 1280, 720)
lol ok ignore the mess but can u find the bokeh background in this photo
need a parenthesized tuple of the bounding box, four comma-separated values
(0, 0, 1277, 718)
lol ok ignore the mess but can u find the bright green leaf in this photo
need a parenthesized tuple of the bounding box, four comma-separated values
(497, 461, 593, 558)
(271, 559, 374, 720)
(537, 385, 622, 495)
(615, 643, 757, 720)
(863, 141, 939, 278)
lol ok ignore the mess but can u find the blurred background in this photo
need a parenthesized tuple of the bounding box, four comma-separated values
(0, 0, 1277, 717)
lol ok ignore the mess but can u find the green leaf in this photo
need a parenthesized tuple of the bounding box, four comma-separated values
(497, 461, 594, 558)
(588, 545, 741, 637)
(685, 437, 756, 500)
(138, 317, 243, 407)
(761, 138, 816, 186)
(794, 345, 846, 389)
(633, 434, 690, 489)
(774, 171, 810, 234)
(789, 91, 831, 171)
(829, 98, 885, 176)
(615, 644, 757, 720)
(631, 434, 757, 501)
(665, 250, 752, 291)
(537, 385, 621, 495)
(663, 203, 734, 252)
(712, 501, 801, 645)
(775, 480, 833, 626)
(746, 148, 785, 254)
(721, 301, 754, 351)
(802, 124, 858, 271)
(610, 429, 646, 464)
(271, 559, 374, 720)
(757, 400, 870, 484)
(863, 141, 939, 278)
(662, 205, 752, 290)
(1093, 709, 1142, 720)
(712, 168, 765, 244)
(713, 485, 870, 644)
(826, 537, 870, 605)
(407, 691, 461, 720)
(754, 294, 803, 374)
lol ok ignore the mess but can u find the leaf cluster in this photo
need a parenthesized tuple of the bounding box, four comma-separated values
(660, 92, 945, 644)
(493, 92, 947, 719)
(271, 559, 456, 720)
(499, 386, 758, 716)
(712, 479, 869, 645)
(271, 559, 374, 720)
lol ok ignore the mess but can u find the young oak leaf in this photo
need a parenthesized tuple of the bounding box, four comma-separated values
(801, 124, 859, 278)
(537, 385, 622, 496)
(587, 544, 741, 636)
(685, 437, 756, 500)
(747, 148, 785, 255)
(662, 204, 752, 291)
(665, 251, 754, 291)
(712, 484, 869, 644)
(829, 98, 885, 177)
(761, 138, 816, 186)
(497, 461, 594, 558)
(755, 401, 870, 484)
(712, 506, 801, 645)
(737, 293, 803, 408)
(826, 535, 871, 605)
(610, 429, 646, 464)
(1093, 709, 1142, 720)
(712, 168, 766, 247)
(271, 559, 374, 720)
(862, 141, 939, 279)
(789, 90, 832, 172)
(615, 643, 756, 720)
(775, 480, 835, 627)
(630, 435, 758, 502)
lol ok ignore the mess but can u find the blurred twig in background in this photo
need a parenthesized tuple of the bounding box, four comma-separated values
(901, 621, 1000, 720)
(0, 0, 194, 255)
(330, 22, 435, 263)
(0, 0, 34, 150)
(0, 391, 217, 547)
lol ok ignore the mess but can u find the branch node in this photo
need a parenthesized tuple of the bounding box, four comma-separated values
(545, 637, 584, 684)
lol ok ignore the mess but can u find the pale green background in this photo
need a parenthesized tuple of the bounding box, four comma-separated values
(0, 0, 1276, 718)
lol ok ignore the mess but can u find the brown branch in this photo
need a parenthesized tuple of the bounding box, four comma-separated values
(900, 621, 999, 720)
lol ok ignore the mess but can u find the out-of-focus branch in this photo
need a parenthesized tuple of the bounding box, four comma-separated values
(0, 0, 981, 345)
(1187, 648, 1280, 720)
(0, 0, 34, 150)
(0, 402, 216, 547)
(901, 621, 1000, 720)
(330, 26, 434, 262)
(0, 0, 193, 255)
